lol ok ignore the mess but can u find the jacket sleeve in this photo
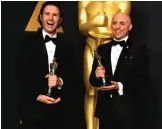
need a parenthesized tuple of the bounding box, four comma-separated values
(16, 35, 47, 116)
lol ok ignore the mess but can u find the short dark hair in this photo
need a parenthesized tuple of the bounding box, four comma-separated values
(38, 1, 62, 26)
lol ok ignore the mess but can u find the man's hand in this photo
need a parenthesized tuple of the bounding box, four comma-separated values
(45, 74, 58, 87)
(97, 81, 119, 91)
(37, 95, 61, 104)
(95, 66, 106, 78)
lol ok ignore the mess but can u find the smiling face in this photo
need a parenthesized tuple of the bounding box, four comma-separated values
(111, 13, 132, 40)
(40, 5, 62, 36)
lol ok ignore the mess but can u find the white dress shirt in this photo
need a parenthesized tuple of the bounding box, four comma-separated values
(111, 36, 128, 95)
(42, 29, 56, 72)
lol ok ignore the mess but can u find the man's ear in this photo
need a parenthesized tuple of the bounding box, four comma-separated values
(59, 18, 62, 24)
(40, 15, 42, 22)
(129, 23, 133, 31)
(57, 18, 62, 28)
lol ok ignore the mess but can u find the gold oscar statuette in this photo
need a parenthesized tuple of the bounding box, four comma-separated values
(94, 39, 107, 86)
(47, 57, 58, 96)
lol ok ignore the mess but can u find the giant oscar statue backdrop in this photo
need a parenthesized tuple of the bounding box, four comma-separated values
(78, 1, 131, 129)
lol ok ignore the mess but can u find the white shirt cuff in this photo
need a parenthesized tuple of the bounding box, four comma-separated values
(57, 77, 63, 90)
(36, 94, 41, 101)
(58, 77, 63, 86)
(118, 82, 123, 96)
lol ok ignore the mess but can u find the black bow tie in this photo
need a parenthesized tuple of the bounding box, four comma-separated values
(111, 40, 126, 47)
(45, 35, 57, 44)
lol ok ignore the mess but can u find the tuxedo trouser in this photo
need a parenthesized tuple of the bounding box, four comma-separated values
(22, 102, 64, 129)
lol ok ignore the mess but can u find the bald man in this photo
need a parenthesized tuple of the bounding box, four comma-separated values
(90, 13, 149, 129)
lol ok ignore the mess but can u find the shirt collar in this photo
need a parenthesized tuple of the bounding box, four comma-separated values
(42, 29, 57, 39)
(113, 35, 128, 42)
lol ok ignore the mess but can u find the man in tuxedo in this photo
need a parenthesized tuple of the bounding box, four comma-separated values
(90, 13, 149, 129)
(17, 2, 76, 129)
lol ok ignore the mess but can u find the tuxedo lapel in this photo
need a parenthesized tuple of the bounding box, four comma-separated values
(113, 47, 127, 75)
(36, 29, 49, 74)
(103, 43, 113, 77)
(54, 33, 62, 62)
(113, 37, 132, 76)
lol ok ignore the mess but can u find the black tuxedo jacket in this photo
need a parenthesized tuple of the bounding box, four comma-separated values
(17, 28, 75, 119)
(90, 36, 149, 118)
